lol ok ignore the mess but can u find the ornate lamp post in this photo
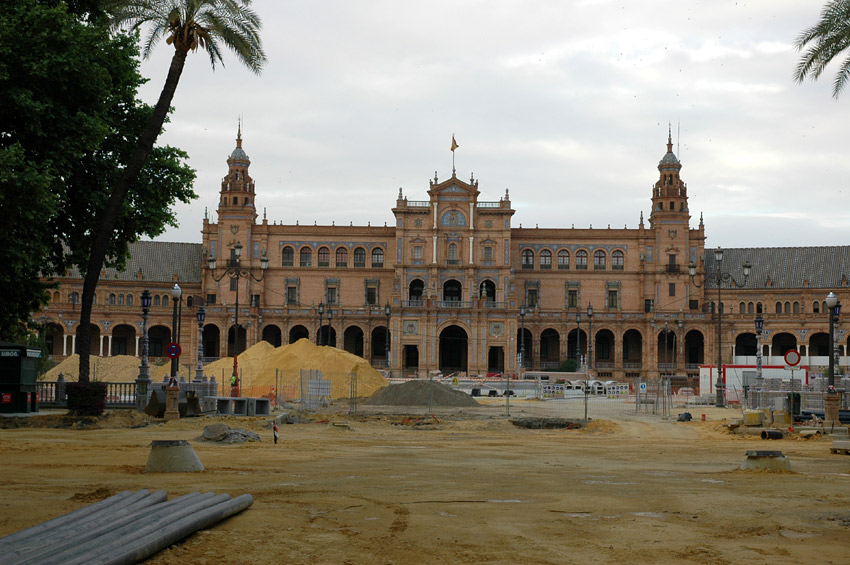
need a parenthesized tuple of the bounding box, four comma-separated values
(384, 302, 391, 369)
(826, 292, 842, 388)
(317, 302, 325, 346)
(689, 246, 751, 407)
(327, 306, 334, 347)
(135, 290, 152, 411)
(575, 311, 582, 367)
(170, 284, 182, 380)
(208, 241, 269, 396)
(195, 306, 206, 382)
(519, 304, 527, 371)
(587, 303, 594, 373)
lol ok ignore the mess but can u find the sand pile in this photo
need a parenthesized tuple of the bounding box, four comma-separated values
(42, 339, 388, 400)
(365, 380, 479, 407)
(43, 355, 172, 382)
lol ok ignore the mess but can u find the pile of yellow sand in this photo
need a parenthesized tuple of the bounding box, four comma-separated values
(204, 339, 388, 398)
(43, 339, 388, 399)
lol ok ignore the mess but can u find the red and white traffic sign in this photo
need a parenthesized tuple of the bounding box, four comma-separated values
(166, 342, 182, 359)
(784, 349, 801, 367)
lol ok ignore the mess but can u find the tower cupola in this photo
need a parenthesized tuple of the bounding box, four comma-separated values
(649, 125, 689, 227)
(218, 121, 257, 222)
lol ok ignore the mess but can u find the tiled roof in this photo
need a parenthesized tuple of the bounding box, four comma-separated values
(65, 242, 203, 283)
(704, 246, 850, 290)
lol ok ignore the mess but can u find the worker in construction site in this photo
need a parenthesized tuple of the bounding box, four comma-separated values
(230, 374, 238, 397)
(273, 422, 279, 445)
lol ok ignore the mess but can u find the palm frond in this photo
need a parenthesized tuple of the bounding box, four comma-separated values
(794, 0, 850, 97)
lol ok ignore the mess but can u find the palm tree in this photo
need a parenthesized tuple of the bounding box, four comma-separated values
(794, 0, 850, 99)
(75, 0, 265, 382)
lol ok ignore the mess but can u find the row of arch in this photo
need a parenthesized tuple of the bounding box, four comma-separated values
(407, 278, 497, 302)
(737, 300, 838, 315)
(521, 248, 625, 270)
(281, 245, 384, 268)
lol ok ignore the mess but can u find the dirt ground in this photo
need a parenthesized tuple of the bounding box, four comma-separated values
(1, 403, 850, 564)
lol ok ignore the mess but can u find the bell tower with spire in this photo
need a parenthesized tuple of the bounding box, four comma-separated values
(649, 125, 689, 227)
(217, 120, 258, 223)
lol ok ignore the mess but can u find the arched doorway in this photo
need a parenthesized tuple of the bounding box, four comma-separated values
(657, 328, 676, 372)
(809, 332, 830, 356)
(772, 332, 798, 357)
(111, 324, 136, 356)
(289, 325, 309, 344)
(735, 333, 757, 356)
(202, 324, 220, 358)
(479, 279, 496, 303)
(148, 325, 170, 358)
(371, 326, 389, 365)
(44, 323, 64, 357)
(595, 329, 615, 368)
(227, 325, 247, 357)
(567, 328, 587, 362)
(323, 326, 337, 347)
(344, 326, 364, 357)
(409, 279, 424, 303)
(487, 347, 504, 373)
(685, 330, 704, 366)
(622, 329, 642, 367)
(439, 325, 468, 373)
(262, 325, 282, 347)
(540, 328, 560, 368)
(443, 279, 462, 302)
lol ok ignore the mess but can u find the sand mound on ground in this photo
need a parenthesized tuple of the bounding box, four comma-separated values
(42, 339, 388, 400)
(365, 380, 479, 407)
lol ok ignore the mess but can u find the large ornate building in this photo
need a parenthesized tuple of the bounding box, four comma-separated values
(39, 128, 850, 389)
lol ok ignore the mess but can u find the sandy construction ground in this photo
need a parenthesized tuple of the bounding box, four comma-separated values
(1, 403, 850, 564)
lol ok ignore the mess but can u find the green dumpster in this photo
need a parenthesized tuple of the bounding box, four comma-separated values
(0, 341, 42, 413)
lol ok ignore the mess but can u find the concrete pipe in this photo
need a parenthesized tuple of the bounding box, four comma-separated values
(761, 429, 784, 440)
(94, 494, 254, 565)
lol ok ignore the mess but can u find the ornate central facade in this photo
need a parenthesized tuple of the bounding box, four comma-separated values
(39, 129, 850, 387)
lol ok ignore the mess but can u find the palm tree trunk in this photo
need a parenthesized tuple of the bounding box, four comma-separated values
(77, 49, 188, 382)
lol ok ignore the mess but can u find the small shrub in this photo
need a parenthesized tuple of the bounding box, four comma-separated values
(66, 381, 107, 416)
(559, 359, 578, 372)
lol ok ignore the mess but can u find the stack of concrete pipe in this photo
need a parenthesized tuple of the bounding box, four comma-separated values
(0, 489, 253, 565)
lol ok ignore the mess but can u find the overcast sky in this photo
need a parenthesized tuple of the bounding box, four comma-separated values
(139, 0, 850, 249)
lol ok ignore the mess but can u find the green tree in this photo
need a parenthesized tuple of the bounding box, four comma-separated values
(72, 0, 266, 382)
(0, 0, 195, 343)
(794, 0, 850, 98)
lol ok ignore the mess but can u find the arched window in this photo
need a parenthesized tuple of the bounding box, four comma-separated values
(126, 294, 133, 306)
(612, 250, 624, 270)
(186, 296, 194, 307)
(69, 292, 79, 304)
(372, 247, 384, 268)
(739, 302, 745, 314)
(117, 294, 124, 306)
(813, 301, 820, 313)
(775, 301, 781, 314)
(558, 250, 569, 270)
(593, 250, 606, 270)
(154, 295, 161, 307)
(299, 247, 312, 267)
(576, 250, 588, 270)
(317, 247, 330, 267)
(354, 247, 366, 267)
(521, 249, 534, 269)
(784, 301, 790, 314)
(747, 302, 754, 314)
(281, 246, 294, 267)
(540, 249, 552, 269)
(793, 301, 800, 314)
(162, 295, 169, 307)
(336, 247, 348, 267)
(109, 293, 116, 305)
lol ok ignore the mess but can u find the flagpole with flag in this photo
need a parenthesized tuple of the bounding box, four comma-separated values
(451, 134, 459, 175)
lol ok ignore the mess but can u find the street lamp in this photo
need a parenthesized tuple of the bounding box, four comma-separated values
(135, 289, 152, 410)
(689, 246, 751, 407)
(195, 306, 206, 382)
(519, 304, 527, 371)
(384, 302, 392, 369)
(327, 306, 334, 347)
(208, 241, 269, 396)
(587, 303, 594, 373)
(826, 291, 842, 388)
(317, 302, 325, 346)
(170, 283, 182, 380)
(755, 312, 764, 380)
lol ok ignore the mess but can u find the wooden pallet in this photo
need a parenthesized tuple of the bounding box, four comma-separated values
(830, 441, 850, 455)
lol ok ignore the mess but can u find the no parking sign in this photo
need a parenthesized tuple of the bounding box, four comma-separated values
(166, 342, 182, 359)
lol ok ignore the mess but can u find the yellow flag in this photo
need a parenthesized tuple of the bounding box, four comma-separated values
(451, 135, 459, 152)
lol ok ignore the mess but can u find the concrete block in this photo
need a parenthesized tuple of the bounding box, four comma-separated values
(247, 398, 271, 416)
(216, 397, 233, 415)
(741, 450, 791, 472)
(145, 440, 204, 473)
(231, 398, 248, 416)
